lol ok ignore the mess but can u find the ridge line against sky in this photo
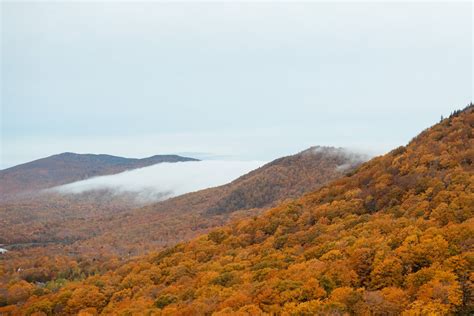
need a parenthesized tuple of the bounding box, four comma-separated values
(1, 2, 473, 169)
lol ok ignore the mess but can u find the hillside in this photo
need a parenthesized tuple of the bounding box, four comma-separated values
(2, 105, 471, 315)
(0, 146, 367, 314)
(0, 153, 198, 199)
(206, 147, 367, 215)
(72, 146, 367, 253)
(0, 146, 364, 255)
(0, 145, 365, 305)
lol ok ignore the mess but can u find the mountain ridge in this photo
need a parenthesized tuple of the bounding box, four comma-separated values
(0, 152, 198, 199)
(0, 146, 366, 252)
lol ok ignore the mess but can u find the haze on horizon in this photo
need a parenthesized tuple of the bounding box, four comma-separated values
(1, 1, 472, 169)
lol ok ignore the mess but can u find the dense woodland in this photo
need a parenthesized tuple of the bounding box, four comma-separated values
(0, 105, 472, 314)
(0, 145, 365, 315)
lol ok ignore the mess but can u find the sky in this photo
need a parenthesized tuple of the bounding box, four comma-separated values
(1, 1, 472, 169)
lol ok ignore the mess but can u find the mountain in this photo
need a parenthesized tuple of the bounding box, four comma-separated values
(64, 146, 368, 253)
(3, 105, 471, 314)
(86, 147, 367, 249)
(0, 153, 198, 199)
(206, 147, 368, 215)
(0, 145, 368, 313)
(0, 146, 366, 250)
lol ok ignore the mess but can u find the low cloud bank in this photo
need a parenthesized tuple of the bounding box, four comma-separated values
(53, 160, 265, 203)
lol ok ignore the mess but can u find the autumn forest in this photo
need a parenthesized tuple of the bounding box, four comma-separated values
(3, 1, 474, 315)
(0, 103, 472, 315)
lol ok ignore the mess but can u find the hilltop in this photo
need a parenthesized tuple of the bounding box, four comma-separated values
(0, 153, 198, 199)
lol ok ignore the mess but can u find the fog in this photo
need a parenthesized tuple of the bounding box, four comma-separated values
(310, 146, 371, 171)
(53, 160, 265, 203)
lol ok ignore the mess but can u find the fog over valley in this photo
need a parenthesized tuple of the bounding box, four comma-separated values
(51, 160, 266, 203)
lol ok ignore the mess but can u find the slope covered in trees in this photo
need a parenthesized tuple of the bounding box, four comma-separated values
(2, 106, 474, 315)
(0, 146, 364, 308)
(0, 153, 198, 200)
(83, 146, 367, 252)
(0, 147, 364, 250)
(2, 105, 472, 315)
(206, 147, 367, 215)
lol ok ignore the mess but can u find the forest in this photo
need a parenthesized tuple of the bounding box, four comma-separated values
(0, 145, 366, 314)
(0, 105, 471, 315)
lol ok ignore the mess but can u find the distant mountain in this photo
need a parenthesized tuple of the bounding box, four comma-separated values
(0, 153, 198, 199)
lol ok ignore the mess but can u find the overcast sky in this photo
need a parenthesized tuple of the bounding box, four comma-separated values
(1, 2, 472, 169)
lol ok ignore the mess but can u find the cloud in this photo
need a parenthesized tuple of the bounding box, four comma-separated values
(52, 160, 265, 203)
(308, 146, 371, 170)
